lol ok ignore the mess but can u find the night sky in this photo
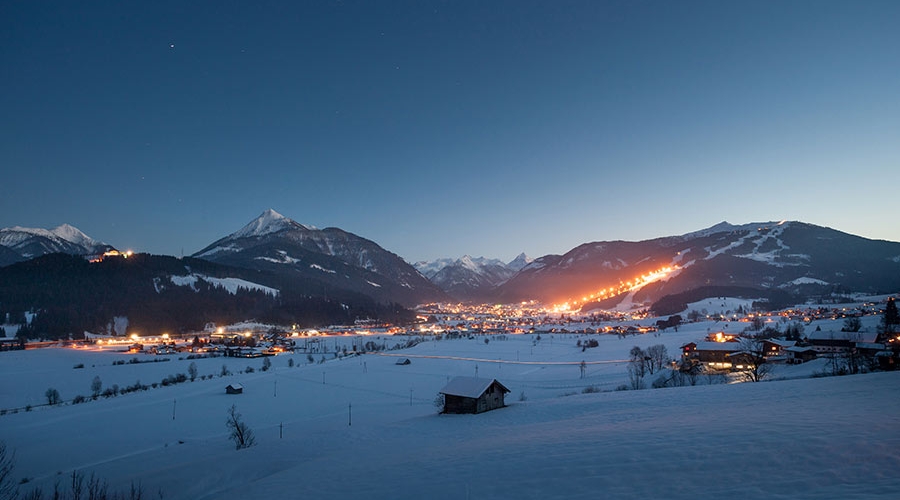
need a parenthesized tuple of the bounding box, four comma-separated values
(2, 1, 898, 262)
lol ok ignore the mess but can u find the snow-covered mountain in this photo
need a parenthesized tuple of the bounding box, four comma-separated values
(492, 221, 900, 313)
(507, 252, 534, 272)
(415, 254, 531, 301)
(194, 210, 446, 307)
(0, 224, 114, 266)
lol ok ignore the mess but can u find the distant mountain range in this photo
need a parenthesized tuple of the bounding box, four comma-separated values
(2, 215, 899, 338)
(414, 254, 532, 301)
(0, 224, 114, 266)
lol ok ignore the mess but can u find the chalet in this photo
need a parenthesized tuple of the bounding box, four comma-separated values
(225, 383, 243, 394)
(689, 341, 744, 370)
(761, 339, 796, 359)
(680, 342, 697, 357)
(785, 346, 818, 364)
(439, 377, 510, 414)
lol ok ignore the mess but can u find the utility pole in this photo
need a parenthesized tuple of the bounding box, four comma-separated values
(348, 403, 352, 426)
(172, 399, 176, 420)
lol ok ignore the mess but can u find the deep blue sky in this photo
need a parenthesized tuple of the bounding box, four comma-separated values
(2, 1, 898, 262)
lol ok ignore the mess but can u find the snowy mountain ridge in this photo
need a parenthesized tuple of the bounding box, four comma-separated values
(414, 253, 530, 301)
(193, 210, 446, 307)
(0, 223, 114, 266)
(494, 220, 900, 311)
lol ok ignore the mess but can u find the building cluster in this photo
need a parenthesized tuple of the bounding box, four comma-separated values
(681, 328, 899, 372)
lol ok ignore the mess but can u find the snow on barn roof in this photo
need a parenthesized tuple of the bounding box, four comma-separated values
(807, 330, 879, 343)
(785, 346, 817, 353)
(694, 341, 744, 352)
(439, 376, 509, 399)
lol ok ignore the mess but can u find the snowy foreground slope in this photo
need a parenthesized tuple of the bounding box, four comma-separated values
(1, 327, 899, 499)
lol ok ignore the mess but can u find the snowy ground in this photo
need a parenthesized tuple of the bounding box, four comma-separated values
(1, 316, 898, 499)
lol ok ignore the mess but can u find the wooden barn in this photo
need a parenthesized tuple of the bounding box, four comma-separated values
(439, 376, 510, 414)
(225, 383, 243, 394)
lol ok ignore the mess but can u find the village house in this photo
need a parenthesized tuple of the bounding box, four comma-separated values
(684, 341, 744, 370)
(806, 330, 880, 354)
(439, 376, 510, 414)
(761, 339, 797, 359)
(785, 345, 818, 364)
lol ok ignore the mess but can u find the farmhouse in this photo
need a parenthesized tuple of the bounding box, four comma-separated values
(686, 341, 744, 370)
(785, 345, 818, 364)
(439, 376, 510, 414)
(807, 330, 879, 354)
(762, 339, 796, 358)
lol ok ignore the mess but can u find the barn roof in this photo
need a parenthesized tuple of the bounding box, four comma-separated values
(807, 330, 879, 343)
(439, 377, 510, 398)
(694, 341, 744, 352)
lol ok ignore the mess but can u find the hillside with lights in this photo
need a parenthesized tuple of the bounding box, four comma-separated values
(488, 221, 900, 313)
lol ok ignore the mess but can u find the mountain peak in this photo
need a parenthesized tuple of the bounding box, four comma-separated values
(51, 223, 100, 247)
(507, 252, 533, 272)
(231, 209, 315, 239)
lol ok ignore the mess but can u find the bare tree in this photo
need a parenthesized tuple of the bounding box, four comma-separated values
(626, 363, 645, 390)
(91, 376, 102, 398)
(629, 346, 647, 377)
(737, 337, 771, 382)
(0, 442, 16, 500)
(188, 362, 198, 382)
(225, 405, 256, 450)
(646, 344, 669, 374)
(45, 387, 61, 406)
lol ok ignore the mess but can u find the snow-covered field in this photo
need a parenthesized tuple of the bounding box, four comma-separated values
(1, 317, 898, 499)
